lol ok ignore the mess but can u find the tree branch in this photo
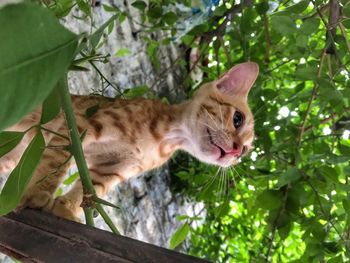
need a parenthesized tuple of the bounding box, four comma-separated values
(325, 0, 340, 55)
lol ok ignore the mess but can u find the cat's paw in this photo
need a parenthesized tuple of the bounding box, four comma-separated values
(50, 197, 81, 223)
(18, 190, 54, 210)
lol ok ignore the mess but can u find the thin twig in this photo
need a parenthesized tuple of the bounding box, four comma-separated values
(263, 14, 271, 67)
(264, 59, 294, 74)
(307, 180, 349, 251)
(88, 60, 123, 95)
(218, 36, 232, 66)
(339, 22, 350, 54)
(265, 186, 290, 261)
(312, 0, 350, 74)
(40, 126, 70, 141)
(297, 49, 326, 146)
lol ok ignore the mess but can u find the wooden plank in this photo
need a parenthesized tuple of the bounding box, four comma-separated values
(0, 209, 208, 263)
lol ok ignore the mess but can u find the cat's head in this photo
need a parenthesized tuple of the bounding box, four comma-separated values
(184, 62, 258, 167)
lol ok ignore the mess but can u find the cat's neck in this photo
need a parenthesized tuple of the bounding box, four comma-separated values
(160, 100, 195, 154)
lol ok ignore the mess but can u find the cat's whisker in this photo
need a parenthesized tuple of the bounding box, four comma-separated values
(214, 168, 231, 219)
(201, 167, 220, 193)
(186, 99, 220, 129)
(201, 107, 221, 131)
(227, 167, 238, 193)
(230, 166, 244, 182)
(234, 165, 253, 179)
(182, 117, 218, 133)
(216, 168, 224, 205)
(222, 168, 229, 203)
(214, 91, 225, 131)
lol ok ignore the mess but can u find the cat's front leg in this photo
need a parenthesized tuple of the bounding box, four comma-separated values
(51, 158, 141, 222)
(19, 147, 71, 212)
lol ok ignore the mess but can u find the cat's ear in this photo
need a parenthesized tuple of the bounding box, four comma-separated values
(216, 62, 259, 98)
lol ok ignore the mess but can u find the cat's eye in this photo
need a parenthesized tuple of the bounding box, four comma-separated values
(233, 111, 244, 129)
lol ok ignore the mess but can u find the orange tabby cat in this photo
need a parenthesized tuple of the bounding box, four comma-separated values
(0, 62, 258, 221)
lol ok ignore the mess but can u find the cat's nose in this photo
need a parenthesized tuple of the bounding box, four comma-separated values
(226, 142, 241, 157)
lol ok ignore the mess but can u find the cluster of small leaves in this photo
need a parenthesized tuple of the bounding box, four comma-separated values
(166, 0, 350, 262)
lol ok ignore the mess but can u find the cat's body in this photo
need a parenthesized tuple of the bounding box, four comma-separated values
(0, 62, 258, 221)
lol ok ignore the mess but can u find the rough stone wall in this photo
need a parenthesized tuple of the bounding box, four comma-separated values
(63, 0, 204, 246)
(65, 0, 185, 101)
(1, 1, 204, 261)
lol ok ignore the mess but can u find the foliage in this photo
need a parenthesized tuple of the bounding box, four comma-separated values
(0, 1, 119, 233)
(0, 0, 350, 262)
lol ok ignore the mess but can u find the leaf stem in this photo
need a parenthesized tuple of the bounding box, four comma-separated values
(58, 74, 119, 233)
(96, 203, 120, 234)
(83, 208, 95, 227)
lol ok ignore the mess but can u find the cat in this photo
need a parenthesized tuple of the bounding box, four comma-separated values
(0, 62, 258, 222)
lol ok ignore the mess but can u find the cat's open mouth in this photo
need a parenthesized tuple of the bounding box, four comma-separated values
(207, 128, 226, 159)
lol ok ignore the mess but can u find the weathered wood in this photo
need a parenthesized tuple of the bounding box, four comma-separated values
(0, 209, 208, 263)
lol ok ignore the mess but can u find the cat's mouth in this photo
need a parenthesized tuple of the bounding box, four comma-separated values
(207, 128, 226, 159)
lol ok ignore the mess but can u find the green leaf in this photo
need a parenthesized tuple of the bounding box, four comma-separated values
(339, 144, 350, 156)
(256, 190, 282, 210)
(282, 0, 309, 14)
(54, 187, 63, 198)
(188, 23, 210, 35)
(296, 35, 308, 48)
(169, 223, 190, 249)
(240, 7, 255, 35)
(343, 6, 350, 17)
(270, 16, 296, 36)
(276, 167, 302, 187)
(0, 131, 45, 215)
(163, 12, 177, 25)
(176, 215, 189, 221)
(123, 86, 150, 99)
(318, 166, 338, 183)
(0, 3, 78, 131)
(295, 66, 318, 80)
(76, 0, 91, 16)
(115, 48, 131, 57)
(51, 0, 74, 18)
(256, 2, 269, 15)
(63, 172, 79, 185)
(328, 255, 344, 263)
(102, 4, 119, 13)
(300, 18, 320, 35)
(0, 131, 25, 158)
(90, 14, 118, 49)
(132, 1, 147, 10)
(40, 85, 61, 124)
(118, 12, 127, 23)
(318, 79, 343, 107)
(147, 5, 162, 18)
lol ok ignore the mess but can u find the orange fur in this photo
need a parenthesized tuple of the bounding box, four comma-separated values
(0, 62, 258, 221)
